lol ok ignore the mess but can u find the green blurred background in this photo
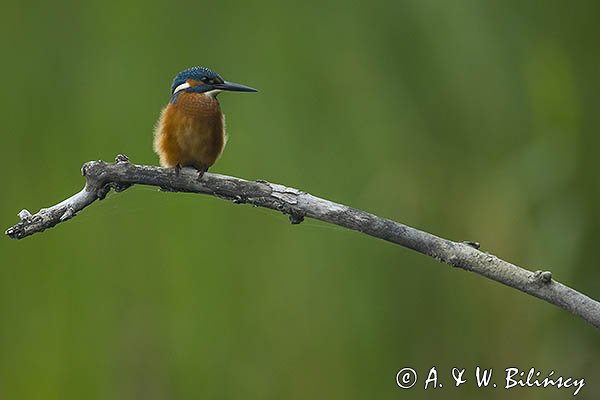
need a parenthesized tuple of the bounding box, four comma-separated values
(1, 0, 598, 398)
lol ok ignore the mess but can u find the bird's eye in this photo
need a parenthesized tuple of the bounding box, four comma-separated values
(201, 77, 209, 83)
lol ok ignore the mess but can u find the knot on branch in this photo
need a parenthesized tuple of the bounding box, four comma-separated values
(81, 160, 106, 177)
(18, 209, 33, 222)
(530, 270, 553, 285)
(232, 195, 246, 204)
(97, 182, 132, 199)
(115, 154, 130, 163)
(288, 209, 305, 224)
(462, 240, 481, 249)
(60, 205, 75, 221)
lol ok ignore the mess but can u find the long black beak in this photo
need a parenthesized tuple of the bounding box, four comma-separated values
(214, 81, 258, 92)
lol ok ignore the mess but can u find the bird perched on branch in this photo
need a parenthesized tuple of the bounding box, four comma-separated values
(154, 66, 257, 178)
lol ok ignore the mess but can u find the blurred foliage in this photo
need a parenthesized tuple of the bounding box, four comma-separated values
(0, 0, 598, 399)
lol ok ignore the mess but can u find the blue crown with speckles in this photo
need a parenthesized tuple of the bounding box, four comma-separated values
(170, 67, 223, 94)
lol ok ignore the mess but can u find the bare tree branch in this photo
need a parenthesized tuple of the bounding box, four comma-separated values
(5, 155, 600, 329)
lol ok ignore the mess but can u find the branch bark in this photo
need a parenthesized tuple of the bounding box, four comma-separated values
(6, 155, 600, 329)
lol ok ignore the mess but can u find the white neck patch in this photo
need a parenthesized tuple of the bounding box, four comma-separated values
(173, 82, 191, 94)
(203, 89, 223, 97)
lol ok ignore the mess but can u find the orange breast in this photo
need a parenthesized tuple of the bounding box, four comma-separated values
(153, 92, 225, 170)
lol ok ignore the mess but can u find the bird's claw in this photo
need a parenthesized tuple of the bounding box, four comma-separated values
(196, 167, 207, 181)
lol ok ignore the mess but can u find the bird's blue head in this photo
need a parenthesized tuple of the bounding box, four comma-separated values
(170, 66, 257, 102)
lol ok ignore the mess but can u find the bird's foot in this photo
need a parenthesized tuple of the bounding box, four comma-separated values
(174, 163, 182, 176)
(196, 166, 208, 181)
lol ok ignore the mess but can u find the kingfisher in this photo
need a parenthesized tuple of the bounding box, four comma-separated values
(153, 66, 257, 178)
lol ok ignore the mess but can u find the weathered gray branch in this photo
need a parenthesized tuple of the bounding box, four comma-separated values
(6, 155, 600, 329)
